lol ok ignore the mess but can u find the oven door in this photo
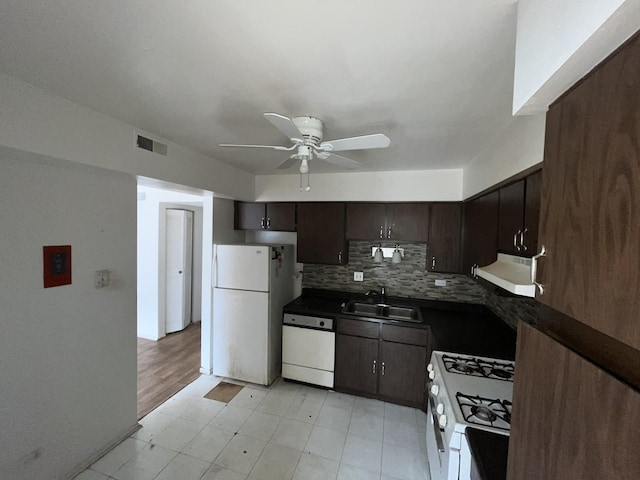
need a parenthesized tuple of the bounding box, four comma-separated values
(426, 396, 449, 480)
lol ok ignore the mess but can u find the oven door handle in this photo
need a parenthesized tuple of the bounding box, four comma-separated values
(428, 392, 446, 453)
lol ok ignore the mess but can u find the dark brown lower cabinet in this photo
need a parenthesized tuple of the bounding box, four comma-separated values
(377, 341, 426, 405)
(334, 318, 428, 408)
(507, 323, 640, 479)
(334, 334, 378, 396)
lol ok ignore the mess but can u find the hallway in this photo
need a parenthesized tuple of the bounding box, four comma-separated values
(137, 323, 201, 419)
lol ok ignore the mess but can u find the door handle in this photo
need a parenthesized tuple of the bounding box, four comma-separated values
(520, 228, 528, 251)
(531, 245, 546, 294)
(514, 230, 522, 251)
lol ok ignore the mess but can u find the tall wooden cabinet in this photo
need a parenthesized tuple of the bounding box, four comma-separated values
(296, 202, 348, 265)
(497, 173, 541, 256)
(427, 203, 462, 273)
(536, 32, 640, 351)
(462, 190, 499, 275)
(507, 323, 640, 479)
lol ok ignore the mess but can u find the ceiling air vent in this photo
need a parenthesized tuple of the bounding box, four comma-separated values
(136, 134, 168, 156)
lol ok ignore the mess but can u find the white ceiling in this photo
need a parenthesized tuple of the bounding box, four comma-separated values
(0, 0, 518, 175)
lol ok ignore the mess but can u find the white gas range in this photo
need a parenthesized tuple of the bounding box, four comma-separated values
(426, 351, 515, 480)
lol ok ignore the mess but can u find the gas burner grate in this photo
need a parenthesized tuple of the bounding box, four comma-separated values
(455, 393, 511, 431)
(441, 354, 514, 382)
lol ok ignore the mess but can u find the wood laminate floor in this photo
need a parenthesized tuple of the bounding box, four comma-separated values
(137, 322, 201, 419)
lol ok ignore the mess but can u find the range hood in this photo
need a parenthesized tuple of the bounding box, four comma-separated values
(474, 253, 536, 297)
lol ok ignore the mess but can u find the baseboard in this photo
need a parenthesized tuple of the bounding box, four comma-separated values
(63, 423, 141, 480)
(200, 367, 212, 375)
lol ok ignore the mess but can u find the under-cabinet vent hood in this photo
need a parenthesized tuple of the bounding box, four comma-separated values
(475, 253, 535, 297)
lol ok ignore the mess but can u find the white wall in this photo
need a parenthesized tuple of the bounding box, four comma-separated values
(137, 185, 205, 340)
(0, 73, 255, 200)
(513, 0, 640, 114)
(0, 150, 137, 480)
(255, 169, 464, 202)
(463, 115, 546, 198)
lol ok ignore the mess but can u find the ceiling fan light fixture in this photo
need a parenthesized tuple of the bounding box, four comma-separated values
(299, 158, 309, 174)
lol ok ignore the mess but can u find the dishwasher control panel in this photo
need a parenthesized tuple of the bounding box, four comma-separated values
(283, 313, 334, 331)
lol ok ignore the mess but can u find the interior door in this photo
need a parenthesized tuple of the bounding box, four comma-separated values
(165, 209, 193, 334)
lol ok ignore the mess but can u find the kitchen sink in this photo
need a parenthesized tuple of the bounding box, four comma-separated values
(342, 301, 423, 323)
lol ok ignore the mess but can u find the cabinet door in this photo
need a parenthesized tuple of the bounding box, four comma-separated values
(537, 33, 640, 350)
(507, 323, 640, 479)
(266, 202, 296, 231)
(334, 334, 378, 395)
(235, 201, 265, 230)
(463, 190, 499, 275)
(497, 180, 525, 255)
(387, 203, 430, 241)
(297, 202, 348, 265)
(346, 203, 386, 240)
(522, 171, 541, 254)
(427, 203, 462, 273)
(377, 341, 426, 406)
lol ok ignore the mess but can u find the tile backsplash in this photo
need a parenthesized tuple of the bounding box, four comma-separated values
(302, 241, 487, 304)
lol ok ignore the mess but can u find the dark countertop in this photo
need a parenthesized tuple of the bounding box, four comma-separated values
(284, 288, 517, 360)
(466, 428, 509, 480)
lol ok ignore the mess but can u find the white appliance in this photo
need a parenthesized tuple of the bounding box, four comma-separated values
(212, 243, 294, 386)
(426, 351, 514, 480)
(282, 313, 335, 388)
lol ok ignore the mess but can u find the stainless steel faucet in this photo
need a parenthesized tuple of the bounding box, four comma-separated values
(365, 285, 387, 304)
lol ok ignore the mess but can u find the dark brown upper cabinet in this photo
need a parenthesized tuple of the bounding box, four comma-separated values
(296, 202, 348, 265)
(427, 203, 462, 273)
(535, 32, 640, 351)
(234, 202, 296, 231)
(462, 190, 499, 275)
(346, 203, 430, 242)
(497, 172, 541, 256)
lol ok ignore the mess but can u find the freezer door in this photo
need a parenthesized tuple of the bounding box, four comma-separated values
(213, 288, 269, 385)
(214, 245, 270, 292)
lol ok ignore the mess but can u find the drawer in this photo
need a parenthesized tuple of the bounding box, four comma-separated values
(381, 324, 428, 346)
(337, 317, 380, 339)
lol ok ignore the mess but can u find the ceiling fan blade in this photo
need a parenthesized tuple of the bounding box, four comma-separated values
(320, 152, 362, 169)
(320, 133, 390, 152)
(264, 113, 304, 142)
(219, 143, 294, 151)
(276, 156, 298, 170)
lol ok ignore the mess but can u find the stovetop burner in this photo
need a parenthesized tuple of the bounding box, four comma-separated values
(455, 393, 511, 430)
(442, 354, 515, 382)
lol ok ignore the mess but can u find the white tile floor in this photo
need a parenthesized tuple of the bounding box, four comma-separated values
(76, 375, 431, 480)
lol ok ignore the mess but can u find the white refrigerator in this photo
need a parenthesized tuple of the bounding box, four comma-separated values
(212, 243, 294, 385)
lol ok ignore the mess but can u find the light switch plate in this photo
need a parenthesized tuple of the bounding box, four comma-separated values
(435, 279, 447, 287)
(354, 272, 364, 282)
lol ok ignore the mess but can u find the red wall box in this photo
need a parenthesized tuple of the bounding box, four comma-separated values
(43, 245, 72, 288)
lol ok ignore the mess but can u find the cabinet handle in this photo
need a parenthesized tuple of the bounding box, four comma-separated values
(261, 217, 265, 229)
(520, 228, 528, 251)
(514, 230, 522, 251)
(381, 362, 385, 376)
(531, 245, 546, 294)
(379, 225, 384, 239)
(266, 217, 271, 229)
(432, 257, 436, 269)
(338, 251, 343, 263)
(387, 226, 392, 239)
(373, 360, 376, 374)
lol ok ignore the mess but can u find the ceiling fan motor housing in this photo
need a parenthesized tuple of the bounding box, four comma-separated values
(292, 116, 324, 145)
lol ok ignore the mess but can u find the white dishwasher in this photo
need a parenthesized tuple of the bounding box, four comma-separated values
(282, 313, 335, 388)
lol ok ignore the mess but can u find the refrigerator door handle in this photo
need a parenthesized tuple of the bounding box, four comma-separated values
(212, 252, 218, 287)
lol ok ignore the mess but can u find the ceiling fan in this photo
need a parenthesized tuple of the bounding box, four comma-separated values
(219, 113, 391, 173)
